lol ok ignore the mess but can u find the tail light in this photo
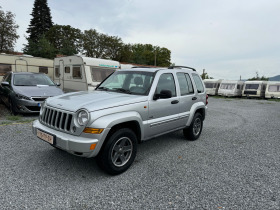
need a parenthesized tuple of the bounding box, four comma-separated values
(206, 94, 208, 105)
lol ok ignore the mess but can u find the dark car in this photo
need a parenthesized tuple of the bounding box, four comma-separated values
(0, 72, 64, 115)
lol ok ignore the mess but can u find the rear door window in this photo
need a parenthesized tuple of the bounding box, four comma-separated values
(192, 74, 204, 93)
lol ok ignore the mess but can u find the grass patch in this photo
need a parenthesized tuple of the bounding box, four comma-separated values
(267, 99, 280, 102)
(6, 115, 22, 121)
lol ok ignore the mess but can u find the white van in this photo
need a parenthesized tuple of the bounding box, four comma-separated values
(54, 55, 120, 92)
(242, 80, 267, 98)
(0, 53, 54, 81)
(203, 79, 222, 95)
(218, 80, 244, 97)
(265, 82, 280, 99)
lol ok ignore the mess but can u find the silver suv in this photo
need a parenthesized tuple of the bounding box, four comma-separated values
(32, 66, 208, 174)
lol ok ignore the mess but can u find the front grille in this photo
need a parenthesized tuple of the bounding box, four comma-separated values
(244, 90, 257, 95)
(32, 97, 48, 102)
(40, 107, 73, 132)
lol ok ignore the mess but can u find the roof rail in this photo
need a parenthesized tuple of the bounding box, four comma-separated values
(168, 66, 196, 71)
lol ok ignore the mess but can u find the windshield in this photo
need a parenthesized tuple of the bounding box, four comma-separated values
(13, 74, 55, 86)
(220, 83, 235, 90)
(97, 71, 155, 95)
(245, 84, 259, 90)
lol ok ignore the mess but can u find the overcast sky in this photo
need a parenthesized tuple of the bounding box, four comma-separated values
(1, 0, 280, 79)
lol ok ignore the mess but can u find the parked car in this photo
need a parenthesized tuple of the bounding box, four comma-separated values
(32, 66, 208, 175)
(0, 72, 64, 115)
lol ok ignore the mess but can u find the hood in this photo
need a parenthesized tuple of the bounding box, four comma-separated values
(46, 90, 148, 112)
(13, 85, 64, 97)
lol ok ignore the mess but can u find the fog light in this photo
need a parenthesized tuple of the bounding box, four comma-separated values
(83, 128, 104, 134)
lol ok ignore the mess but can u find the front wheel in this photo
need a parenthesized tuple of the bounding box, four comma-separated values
(9, 98, 18, 115)
(97, 128, 137, 175)
(183, 112, 203, 141)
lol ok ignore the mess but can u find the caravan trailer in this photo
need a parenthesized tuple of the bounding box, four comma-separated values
(265, 81, 280, 99)
(54, 55, 120, 92)
(203, 79, 222, 95)
(218, 80, 244, 97)
(0, 53, 54, 81)
(242, 80, 267, 98)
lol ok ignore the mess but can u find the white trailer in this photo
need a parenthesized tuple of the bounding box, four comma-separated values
(0, 53, 54, 81)
(265, 81, 280, 99)
(218, 80, 244, 97)
(54, 55, 120, 92)
(203, 79, 222, 95)
(242, 80, 267, 98)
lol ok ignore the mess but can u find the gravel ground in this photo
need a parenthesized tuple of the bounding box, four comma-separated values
(0, 97, 280, 209)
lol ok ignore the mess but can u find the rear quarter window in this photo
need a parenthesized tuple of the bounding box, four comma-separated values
(192, 74, 204, 93)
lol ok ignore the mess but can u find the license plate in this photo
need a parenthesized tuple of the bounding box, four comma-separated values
(37, 129, 55, 145)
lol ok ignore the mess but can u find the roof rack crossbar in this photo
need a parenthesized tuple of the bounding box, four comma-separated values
(168, 66, 196, 71)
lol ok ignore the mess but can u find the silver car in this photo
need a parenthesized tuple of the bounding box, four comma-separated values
(0, 72, 64, 115)
(32, 67, 208, 175)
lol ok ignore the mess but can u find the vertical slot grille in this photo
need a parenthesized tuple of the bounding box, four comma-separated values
(41, 107, 73, 132)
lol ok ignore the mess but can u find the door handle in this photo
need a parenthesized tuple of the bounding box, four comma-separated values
(192, 97, 197, 100)
(171, 100, 179, 104)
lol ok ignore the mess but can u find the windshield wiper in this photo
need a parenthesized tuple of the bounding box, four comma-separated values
(97, 87, 109, 91)
(113, 88, 132, 94)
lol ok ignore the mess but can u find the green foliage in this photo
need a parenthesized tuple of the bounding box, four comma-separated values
(247, 76, 269, 81)
(0, 7, 19, 52)
(201, 70, 213, 79)
(248, 71, 269, 81)
(24, 35, 56, 58)
(46, 24, 82, 55)
(82, 29, 123, 60)
(24, 0, 53, 55)
(26, 0, 53, 43)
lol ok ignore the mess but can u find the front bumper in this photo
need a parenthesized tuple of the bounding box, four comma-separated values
(14, 98, 42, 113)
(32, 120, 106, 158)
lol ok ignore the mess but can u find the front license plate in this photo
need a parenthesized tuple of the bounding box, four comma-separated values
(37, 129, 55, 145)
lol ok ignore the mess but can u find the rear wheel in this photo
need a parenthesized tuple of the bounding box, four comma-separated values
(97, 128, 137, 175)
(183, 112, 203, 140)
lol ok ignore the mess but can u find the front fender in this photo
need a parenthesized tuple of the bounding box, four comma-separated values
(89, 111, 144, 139)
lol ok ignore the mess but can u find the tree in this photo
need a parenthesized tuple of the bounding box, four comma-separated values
(24, 0, 53, 55)
(46, 25, 82, 55)
(0, 7, 19, 52)
(247, 71, 269, 81)
(201, 69, 213, 79)
(82, 29, 123, 60)
(26, 35, 56, 58)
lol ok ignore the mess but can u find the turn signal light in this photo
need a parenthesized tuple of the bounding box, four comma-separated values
(90, 144, 97, 150)
(83, 128, 104, 134)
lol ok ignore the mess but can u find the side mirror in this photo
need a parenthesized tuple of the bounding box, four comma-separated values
(56, 83, 61, 86)
(153, 89, 172, 100)
(1, 81, 10, 86)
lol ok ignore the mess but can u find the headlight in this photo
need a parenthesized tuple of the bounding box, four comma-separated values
(77, 110, 89, 126)
(15, 93, 31, 100)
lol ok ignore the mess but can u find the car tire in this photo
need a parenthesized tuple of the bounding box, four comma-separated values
(97, 128, 137, 175)
(183, 112, 203, 141)
(9, 98, 17, 115)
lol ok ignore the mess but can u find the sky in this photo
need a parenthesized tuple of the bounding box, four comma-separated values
(1, 0, 280, 80)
